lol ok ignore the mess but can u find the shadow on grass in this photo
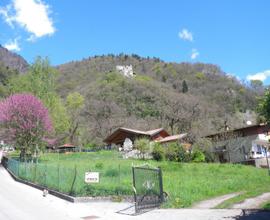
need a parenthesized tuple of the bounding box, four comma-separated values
(231, 209, 270, 220)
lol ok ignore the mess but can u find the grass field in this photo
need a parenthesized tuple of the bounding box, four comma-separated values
(8, 150, 270, 208)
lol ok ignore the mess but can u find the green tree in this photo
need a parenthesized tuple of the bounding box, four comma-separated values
(258, 89, 270, 122)
(0, 63, 18, 97)
(152, 142, 164, 161)
(182, 80, 188, 93)
(66, 92, 85, 144)
(7, 57, 70, 135)
(250, 80, 263, 89)
(250, 80, 264, 95)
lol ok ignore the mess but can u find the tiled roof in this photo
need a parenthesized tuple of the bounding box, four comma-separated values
(156, 133, 187, 143)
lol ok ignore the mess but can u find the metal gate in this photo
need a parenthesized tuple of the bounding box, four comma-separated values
(132, 165, 164, 213)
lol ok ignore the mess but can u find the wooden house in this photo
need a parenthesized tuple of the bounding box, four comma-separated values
(104, 127, 188, 148)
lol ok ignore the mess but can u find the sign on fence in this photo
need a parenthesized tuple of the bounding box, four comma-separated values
(85, 172, 99, 183)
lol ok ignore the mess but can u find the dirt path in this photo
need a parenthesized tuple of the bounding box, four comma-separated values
(192, 192, 242, 209)
(232, 193, 270, 209)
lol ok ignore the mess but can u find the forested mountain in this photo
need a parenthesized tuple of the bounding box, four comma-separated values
(0, 47, 262, 144)
(57, 54, 262, 144)
(0, 45, 28, 73)
(0, 46, 29, 97)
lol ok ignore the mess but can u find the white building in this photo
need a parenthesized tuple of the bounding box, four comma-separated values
(206, 124, 270, 164)
(116, 65, 134, 77)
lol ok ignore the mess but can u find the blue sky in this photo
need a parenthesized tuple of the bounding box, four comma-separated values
(0, 0, 270, 84)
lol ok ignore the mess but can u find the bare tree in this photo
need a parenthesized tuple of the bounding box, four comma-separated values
(160, 93, 201, 135)
(84, 99, 127, 142)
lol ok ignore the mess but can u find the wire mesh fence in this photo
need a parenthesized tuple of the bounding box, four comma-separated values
(5, 157, 133, 197)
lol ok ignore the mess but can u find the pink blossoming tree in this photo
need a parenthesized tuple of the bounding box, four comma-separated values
(0, 94, 52, 160)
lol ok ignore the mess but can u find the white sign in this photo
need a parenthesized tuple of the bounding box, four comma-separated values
(85, 172, 99, 183)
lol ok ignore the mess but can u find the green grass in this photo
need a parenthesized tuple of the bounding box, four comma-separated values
(8, 150, 270, 208)
(262, 202, 270, 210)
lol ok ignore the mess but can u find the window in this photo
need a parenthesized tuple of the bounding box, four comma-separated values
(257, 145, 262, 154)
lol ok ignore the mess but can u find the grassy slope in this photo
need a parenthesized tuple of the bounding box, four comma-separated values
(29, 151, 270, 208)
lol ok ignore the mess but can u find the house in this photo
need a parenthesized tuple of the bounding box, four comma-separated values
(56, 143, 76, 153)
(205, 124, 270, 164)
(103, 127, 188, 149)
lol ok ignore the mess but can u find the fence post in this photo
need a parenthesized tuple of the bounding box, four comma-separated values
(158, 167, 164, 203)
(24, 161, 26, 179)
(34, 162, 37, 183)
(17, 160, 20, 177)
(45, 163, 47, 187)
(118, 164, 121, 186)
(58, 164, 60, 191)
(132, 166, 137, 213)
(70, 165, 77, 196)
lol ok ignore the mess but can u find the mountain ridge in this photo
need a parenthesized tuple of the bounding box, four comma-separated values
(0, 45, 28, 72)
(0, 50, 261, 144)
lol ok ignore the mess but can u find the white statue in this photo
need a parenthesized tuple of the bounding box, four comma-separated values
(123, 138, 133, 152)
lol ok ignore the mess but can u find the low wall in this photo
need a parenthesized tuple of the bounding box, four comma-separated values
(255, 157, 270, 168)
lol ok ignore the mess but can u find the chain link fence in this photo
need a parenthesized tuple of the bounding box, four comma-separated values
(4, 157, 133, 197)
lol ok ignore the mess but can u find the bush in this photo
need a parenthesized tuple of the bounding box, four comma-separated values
(134, 138, 151, 159)
(191, 150, 206, 162)
(95, 162, 104, 169)
(84, 142, 98, 150)
(165, 142, 191, 162)
(105, 168, 119, 177)
(195, 72, 206, 80)
(152, 143, 164, 161)
(165, 143, 178, 161)
(192, 138, 214, 162)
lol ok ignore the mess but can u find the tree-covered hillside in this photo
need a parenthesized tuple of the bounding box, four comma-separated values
(0, 45, 28, 73)
(57, 54, 261, 144)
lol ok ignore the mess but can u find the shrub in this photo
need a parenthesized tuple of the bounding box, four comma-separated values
(165, 142, 191, 162)
(134, 138, 151, 159)
(105, 168, 119, 177)
(195, 72, 206, 80)
(95, 162, 104, 169)
(165, 143, 178, 161)
(84, 142, 98, 150)
(177, 145, 192, 162)
(191, 150, 206, 162)
(152, 143, 164, 161)
(192, 138, 214, 162)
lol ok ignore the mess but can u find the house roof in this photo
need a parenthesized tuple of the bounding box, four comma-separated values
(205, 123, 270, 139)
(57, 143, 75, 149)
(103, 127, 168, 144)
(145, 128, 165, 136)
(116, 127, 149, 135)
(156, 133, 187, 144)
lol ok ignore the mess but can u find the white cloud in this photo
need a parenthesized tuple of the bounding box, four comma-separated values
(3, 38, 21, 52)
(0, 5, 14, 27)
(191, 49, 199, 60)
(0, 0, 55, 40)
(247, 70, 270, 82)
(179, 28, 193, 42)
